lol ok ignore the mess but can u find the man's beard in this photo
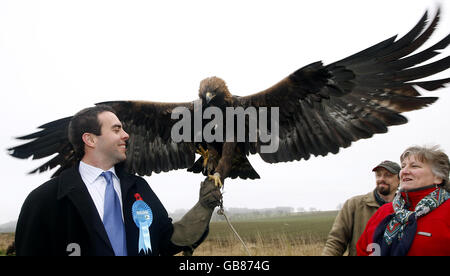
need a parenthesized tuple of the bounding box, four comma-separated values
(376, 183, 391, 196)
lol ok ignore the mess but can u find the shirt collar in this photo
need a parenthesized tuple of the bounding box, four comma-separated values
(79, 161, 118, 184)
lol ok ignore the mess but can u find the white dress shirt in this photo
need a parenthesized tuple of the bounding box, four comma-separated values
(79, 161, 124, 222)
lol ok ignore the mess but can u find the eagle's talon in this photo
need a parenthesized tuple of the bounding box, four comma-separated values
(208, 173, 223, 189)
(196, 145, 210, 172)
(196, 145, 206, 154)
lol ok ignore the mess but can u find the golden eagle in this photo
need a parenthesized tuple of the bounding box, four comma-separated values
(9, 9, 450, 188)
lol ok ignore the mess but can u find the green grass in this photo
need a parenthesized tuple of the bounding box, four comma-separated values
(208, 211, 338, 243)
(194, 211, 338, 255)
(0, 233, 14, 256)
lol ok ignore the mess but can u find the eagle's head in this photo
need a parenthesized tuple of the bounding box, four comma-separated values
(198, 77, 233, 107)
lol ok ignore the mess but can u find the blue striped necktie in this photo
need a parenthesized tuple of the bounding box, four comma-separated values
(101, 171, 127, 256)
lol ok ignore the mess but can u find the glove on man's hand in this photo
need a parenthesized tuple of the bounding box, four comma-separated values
(171, 178, 222, 248)
(199, 177, 223, 209)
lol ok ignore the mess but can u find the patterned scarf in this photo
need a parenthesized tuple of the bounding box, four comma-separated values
(372, 187, 449, 256)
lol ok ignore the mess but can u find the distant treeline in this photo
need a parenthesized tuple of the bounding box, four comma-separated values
(0, 221, 16, 233)
(170, 206, 323, 222)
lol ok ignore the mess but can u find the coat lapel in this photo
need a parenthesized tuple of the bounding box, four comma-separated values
(57, 164, 114, 254)
(115, 163, 139, 255)
(115, 162, 137, 203)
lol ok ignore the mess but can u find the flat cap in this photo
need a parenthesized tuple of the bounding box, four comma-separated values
(372, 160, 401, 174)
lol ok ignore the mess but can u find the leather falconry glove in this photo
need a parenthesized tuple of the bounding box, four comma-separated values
(171, 177, 222, 250)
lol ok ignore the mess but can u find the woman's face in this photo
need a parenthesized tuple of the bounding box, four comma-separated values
(400, 155, 442, 191)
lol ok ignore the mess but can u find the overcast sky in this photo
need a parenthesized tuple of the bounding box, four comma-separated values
(1, 0, 449, 224)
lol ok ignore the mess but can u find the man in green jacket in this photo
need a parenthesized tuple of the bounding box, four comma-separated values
(322, 160, 400, 256)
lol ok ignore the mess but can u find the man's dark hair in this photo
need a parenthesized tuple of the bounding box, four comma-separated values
(68, 105, 117, 160)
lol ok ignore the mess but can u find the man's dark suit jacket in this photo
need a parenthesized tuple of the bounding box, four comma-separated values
(15, 163, 183, 256)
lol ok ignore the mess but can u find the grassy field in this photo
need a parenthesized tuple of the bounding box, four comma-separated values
(0, 211, 338, 256)
(0, 233, 14, 256)
(192, 211, 338, 256)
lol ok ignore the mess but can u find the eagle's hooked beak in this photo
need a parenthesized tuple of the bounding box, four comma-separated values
(205, 92, 215, 104)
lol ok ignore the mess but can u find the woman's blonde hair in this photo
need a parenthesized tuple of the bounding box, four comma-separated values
(400, 145, 450, 191)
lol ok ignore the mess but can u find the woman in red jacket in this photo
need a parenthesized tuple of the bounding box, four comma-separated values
(357, 145, 450, 256)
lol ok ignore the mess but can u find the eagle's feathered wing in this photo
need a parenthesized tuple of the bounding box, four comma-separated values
(8, 101, 198, 177)
(238, 9, 450, 163)
(9, 116, 75, 176)
(101, 101, 197, 176)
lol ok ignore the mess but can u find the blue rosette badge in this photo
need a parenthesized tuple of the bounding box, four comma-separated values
(132, 193, 153, 255)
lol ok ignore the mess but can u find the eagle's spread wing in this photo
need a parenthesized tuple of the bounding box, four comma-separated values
(8, 116, 75, 176)
(8, 101, 197, 177)
(238, 9, 450, 163)
(101, 101, 196, 176)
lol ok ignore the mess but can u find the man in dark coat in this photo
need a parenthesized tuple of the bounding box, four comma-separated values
(15, 105, 221, 256)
